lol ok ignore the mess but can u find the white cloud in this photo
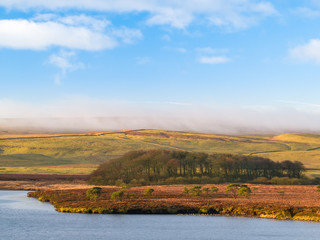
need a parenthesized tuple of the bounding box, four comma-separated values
(289, 39, 320, 64)
(196, 47, 228, 54)
(196, 48, 231, 64)
(196, 47, 217, 54)
(33, 14, 111, 31)
(198, 56, 230, 64)
(0, 19, 117, 50)
(163, 46, 188, 53)
(146, 8, 194, 28)
(0, 14, 143, 82)
(206, 1, 277, 30)
(0, 0, 277, 30)
(48, 51, 84, 84)
(111, 27, 143, 44)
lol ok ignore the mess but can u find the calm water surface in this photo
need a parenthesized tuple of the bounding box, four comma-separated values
(0, 190, 319, 240)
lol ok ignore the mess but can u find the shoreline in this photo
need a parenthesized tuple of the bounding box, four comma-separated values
(25, 184, 320, 222)
(1, 180, 319, 222)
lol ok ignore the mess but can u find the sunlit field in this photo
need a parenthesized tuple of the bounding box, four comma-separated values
(1, 130, 320, 175)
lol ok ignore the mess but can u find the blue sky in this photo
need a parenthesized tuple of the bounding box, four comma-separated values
(1, 0, 320, 134)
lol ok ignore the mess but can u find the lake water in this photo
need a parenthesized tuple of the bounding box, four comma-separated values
(0, 190, 320, 240)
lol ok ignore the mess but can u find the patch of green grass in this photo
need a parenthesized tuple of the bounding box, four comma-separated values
(304, 169, 320, 178)
(0, 154, 73, 167)
(256, 150, 320, 169)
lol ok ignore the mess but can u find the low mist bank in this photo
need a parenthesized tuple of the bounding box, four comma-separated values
(1, 98, 320, 135)
(1, 115, 320, 135)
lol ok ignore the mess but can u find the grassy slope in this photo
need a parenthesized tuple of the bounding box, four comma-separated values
(1, 130, 320, 175)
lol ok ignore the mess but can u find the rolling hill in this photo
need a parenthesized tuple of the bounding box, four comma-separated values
(1, 130, 320, 176)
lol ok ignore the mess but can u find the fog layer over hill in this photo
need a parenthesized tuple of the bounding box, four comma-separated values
(1, 98, 320, 135)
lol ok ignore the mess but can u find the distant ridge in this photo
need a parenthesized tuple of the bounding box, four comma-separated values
(2, 117, 320, 136)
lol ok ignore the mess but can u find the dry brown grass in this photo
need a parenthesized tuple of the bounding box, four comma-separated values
(23, 183, 320, 208)
(0, 180, 90, 191)
(126, 184, 320, 208)
(24, 182, 320, 221)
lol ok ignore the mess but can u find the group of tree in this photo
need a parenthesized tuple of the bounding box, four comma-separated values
(88, 149, 306, 185)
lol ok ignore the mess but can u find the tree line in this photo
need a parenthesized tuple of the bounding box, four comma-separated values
(89, 150, 305, 185)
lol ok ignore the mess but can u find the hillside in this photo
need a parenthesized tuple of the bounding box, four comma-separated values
(0, 130, 320, 176)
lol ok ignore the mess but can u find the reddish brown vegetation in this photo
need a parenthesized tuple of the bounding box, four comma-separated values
(0, 174, 89, 181)
(28, 184, 320, 221)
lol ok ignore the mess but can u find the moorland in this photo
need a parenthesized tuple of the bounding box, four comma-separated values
(1, 129, 320, 221)
(28, 184, 320, 221)
(1, 129, 320, 177)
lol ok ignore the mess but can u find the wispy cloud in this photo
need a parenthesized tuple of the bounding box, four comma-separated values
(196, 47, 231, 64)
(32, 14, 111, 31)
(275, 100, 320, 110)
(176, 47, 187, 53)
(289, 39, 320, 64)
(111, 27, 143, 44)
(196, 47, 228, 54)
(0, 0, 277, 30)
(291, 7, 320, 18)
(206, 1, 277, 30)
(163, 46, 187, 53)
(47, 50, 84, 85)
(197, 56, 230, 64)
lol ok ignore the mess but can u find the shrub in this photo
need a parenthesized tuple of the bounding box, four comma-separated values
(183, 187, 189, 194)
(237, 185, 252, 198)
(271, 177, 302, 185)
(38, 196, 50, 202)
(175, 176, 186, 184)
(226, 184, 240, 198)
(144, 188, 155, 196)
(191, 176, 201, 184)
(252, 177, 269, 184)
(317, 185, 320, 192)
(129, 179, 139, 186)
(211, 186, 219, 193)
(211, 177, 223, 184)
(201, 176, 212, 184)
(110, 190, 124, 200)
(165, 177, 176, 184)
(189, 186, 202, 196)
(86, 187, 102, 201)
(115, 179, 125, 187)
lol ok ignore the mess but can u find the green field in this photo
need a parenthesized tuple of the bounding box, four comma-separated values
(1, 130, 320, 176)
